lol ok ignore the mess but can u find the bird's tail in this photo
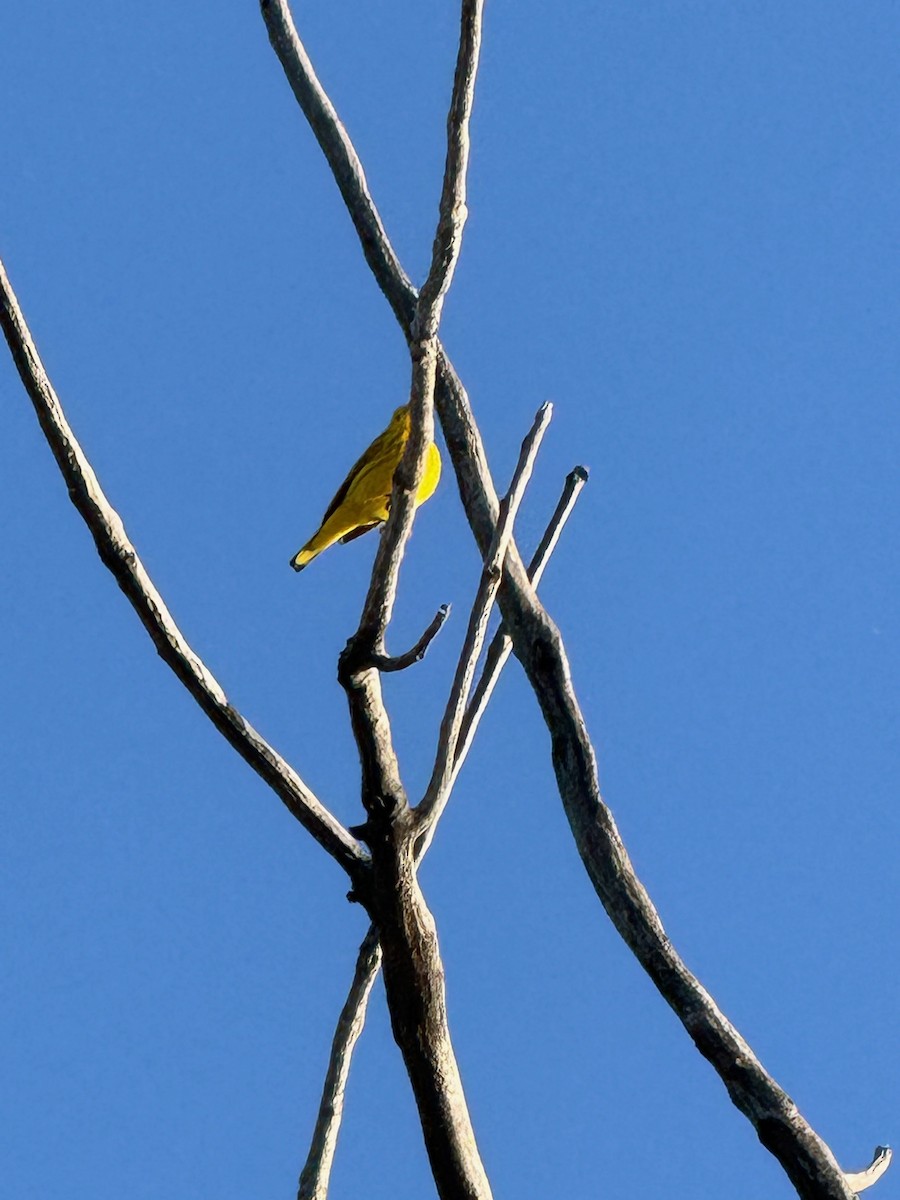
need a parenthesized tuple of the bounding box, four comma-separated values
(289, 546, 317, 572)
(290, 512, 353, 571)
(290, 532, 330, 572)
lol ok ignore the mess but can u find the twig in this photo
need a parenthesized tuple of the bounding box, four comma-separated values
(451, 466, 589, 788)
(369, 605, 451, 673)
(297, 926, 382, 1200)
(0, 256, 366, 878)
(844, 1147, 892, 1194)
(414, 0, 483, 340)
(416, 403, 552, 845)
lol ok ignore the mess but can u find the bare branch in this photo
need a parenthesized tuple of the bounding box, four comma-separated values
(353, 342, 439, 657)
(336, 0, 487, 821)
(356, 0, 484, 651)
(415, 0, 483, 339)
(263, 6, 883, 1197)
(337, 658, 408, 828)
(368, 828, 493, 1200)
(300, 466, 586, 1192)
(336, 371, 436, 830)
(416, 403, 552, 845)
(522, 466, 590, 592)
(260, 0, 416, 333)
(297, 926, 382, 1200)
(259, 0, 504, 555)
(327, 5, 491, 1196)
(370, 605, 451, 673)
(451, 465, 589, 787)
(0, 256, 366, 878)
(844, 1147, 892, 1194)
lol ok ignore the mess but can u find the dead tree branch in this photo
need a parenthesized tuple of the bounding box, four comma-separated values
(844, 1147, 893, 1195)
(299, 464, 589, 1195)
(417, 402, 552, 849)
(297, 926, 382, 1200)
(332, 4, 492, 1198)
(451, 465, 589, 789)
(259, 5, 880, 1196)
(0, 257, 365, 878)
(260, 0, 419, 333)
(353, 0, 481, 653)
(414, 0, 482, 339)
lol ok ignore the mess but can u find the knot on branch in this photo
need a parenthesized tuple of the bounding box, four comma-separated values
(351, 796, 415, 846)
(337, 637, 367, 684)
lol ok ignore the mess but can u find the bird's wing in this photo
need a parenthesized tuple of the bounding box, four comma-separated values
(339, 523, 379, 545)
(319, 426, 397, 524)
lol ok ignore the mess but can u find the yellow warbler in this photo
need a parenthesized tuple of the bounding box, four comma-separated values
(290, 405, 441, 571)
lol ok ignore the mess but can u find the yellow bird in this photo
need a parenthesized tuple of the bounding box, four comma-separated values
(290, 405, 442, 571)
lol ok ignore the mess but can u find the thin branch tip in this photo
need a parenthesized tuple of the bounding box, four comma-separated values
(370, 604, 452, 672)
(571, 464, 589, 484)
(417, 403, 553, 838)
(844, 1145, 892, 1194)
(297, 926, 382, 1200)
(448, 463, 590, 794)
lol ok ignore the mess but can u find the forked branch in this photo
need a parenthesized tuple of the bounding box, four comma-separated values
(416, 402, 552, 849)
(260, 5, 886, 1196)
(297, 468, 589, 1200)
(451, 465, 589, 787)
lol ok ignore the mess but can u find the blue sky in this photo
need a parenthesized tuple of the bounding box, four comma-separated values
(2, 4, 897, 1198)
